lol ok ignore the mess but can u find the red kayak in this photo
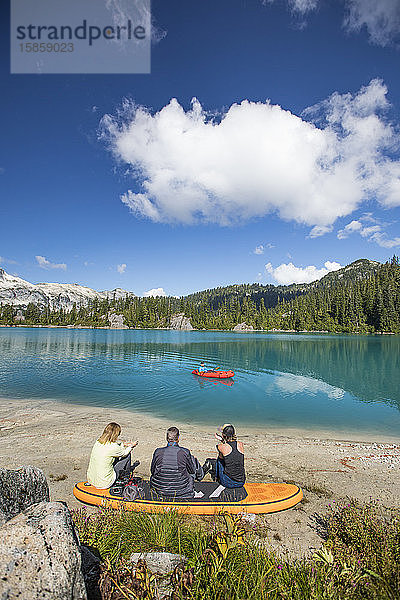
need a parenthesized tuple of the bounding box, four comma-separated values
(192, 369, 235, 379)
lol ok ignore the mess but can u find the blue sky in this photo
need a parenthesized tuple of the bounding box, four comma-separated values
(1, 0, 400, 296)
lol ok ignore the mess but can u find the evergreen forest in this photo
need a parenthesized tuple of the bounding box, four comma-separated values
(1, 257, 399, 334)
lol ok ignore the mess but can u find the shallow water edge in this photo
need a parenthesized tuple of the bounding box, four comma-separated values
(2, 396, 400, 444)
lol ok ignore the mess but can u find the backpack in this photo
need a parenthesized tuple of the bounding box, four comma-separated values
(122, 483, 139, 501)
(122, 476, 144, 501)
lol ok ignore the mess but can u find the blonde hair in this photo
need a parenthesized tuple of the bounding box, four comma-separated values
(98, 422, 121, 444)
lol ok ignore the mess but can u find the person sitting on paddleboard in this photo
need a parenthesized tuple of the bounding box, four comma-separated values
(87, 422, 138, 489)
(203, 424, 245, 489)
(150, 426, 203, 499)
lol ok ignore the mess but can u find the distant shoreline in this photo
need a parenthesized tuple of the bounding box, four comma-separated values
(0, 325, 397, 335)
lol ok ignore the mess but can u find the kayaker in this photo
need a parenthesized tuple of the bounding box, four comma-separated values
(198, 362, 217, 372)
(87, 422, 138, 489)
(203, 424, 245, 488)
(150, 426, 204, 498)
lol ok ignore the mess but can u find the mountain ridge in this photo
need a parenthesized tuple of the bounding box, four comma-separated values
(184, 259, 381, 307)
(0, 268, 135, 311)
(0, 258, 398, 333)
(0, 259, 381, 311)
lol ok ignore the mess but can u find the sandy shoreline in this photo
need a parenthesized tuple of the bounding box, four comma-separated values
(1, 396, 399, 557)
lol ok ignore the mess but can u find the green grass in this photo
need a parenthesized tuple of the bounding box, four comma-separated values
(71, 500, 400, 600)
(72, 507, 211, 565)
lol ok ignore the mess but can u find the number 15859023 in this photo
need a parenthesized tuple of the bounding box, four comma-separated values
(20, 42, 74, 52)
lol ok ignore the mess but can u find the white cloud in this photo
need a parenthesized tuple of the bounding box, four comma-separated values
(102, 80, 400, 229)
(106, 0, 166, 44)
(35, 255, 66, 270)
(289, 0, 318, 13)
(254, 242, 275, 253)
(344, 0, 400, 47)
(263, 0, 317, 13)
(337, 219, 363, 239)
(268, 0, 400, 47)
(337, 215, 400, 247)
(0, 256, 18, 265)
(360, 225, 381, 237)
(144, 287, 166, 297)
(307, 225, 333, 238)
(370, 232, 400, 248)
(117, 263, 127, 274)
(265, 260, 342, 285)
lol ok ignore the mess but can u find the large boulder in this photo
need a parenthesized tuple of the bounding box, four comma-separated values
(169, 313, 194, 330)
(0, 466, 49, 525)
(232, 322, 254, 332)
(0, 501, 87, 600)
(130, 551, 186, 575)
(108, 313, 128, 329)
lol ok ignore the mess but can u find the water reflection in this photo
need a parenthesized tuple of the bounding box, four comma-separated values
(271, 372, 345, 400)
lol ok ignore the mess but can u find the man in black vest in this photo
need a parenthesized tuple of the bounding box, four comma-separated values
(150, 426, 203, 498)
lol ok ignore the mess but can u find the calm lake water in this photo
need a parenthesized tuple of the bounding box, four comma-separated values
(0, 328, 399, 436)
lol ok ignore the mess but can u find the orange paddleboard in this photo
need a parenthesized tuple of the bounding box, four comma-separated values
(73, 480, 302, 515)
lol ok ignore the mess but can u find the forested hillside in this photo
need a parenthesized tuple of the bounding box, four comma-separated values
(266, 257, 400, 333)
(0, 258, 399, 333)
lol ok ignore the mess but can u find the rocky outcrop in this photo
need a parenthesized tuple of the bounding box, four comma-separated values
(130, 552, 186, 574)
(169, 313, 194, 330)
(0, 501, 87, 600)
(0, 466, 49, 525)
(108, 312, 128, 329)
(130, 552, 187, 598)
(233, 322, 254, 332)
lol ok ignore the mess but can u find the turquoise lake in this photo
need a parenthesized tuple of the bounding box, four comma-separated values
(0, 328, 399, 436)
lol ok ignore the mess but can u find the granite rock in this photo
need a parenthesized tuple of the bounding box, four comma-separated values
(0, 466, 49, 525)
(108, 312, 128, 329)
(130, 551, 186, 574)
(0, 501, 87, 600)
(169, 313, 194, 330)
(232, 322, 254, 332)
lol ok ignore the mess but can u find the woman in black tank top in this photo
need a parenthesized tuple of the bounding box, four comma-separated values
(215, 424, 245, 488)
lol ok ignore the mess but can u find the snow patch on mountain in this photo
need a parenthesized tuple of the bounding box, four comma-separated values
(0, 268, 135, 311)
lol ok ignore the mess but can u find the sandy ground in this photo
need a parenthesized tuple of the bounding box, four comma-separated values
(1, 397, 399, 559)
